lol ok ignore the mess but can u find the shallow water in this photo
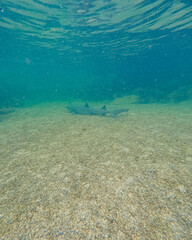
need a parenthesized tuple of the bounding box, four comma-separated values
(0, 0, 192, 239)
(0, 99, 191, 239)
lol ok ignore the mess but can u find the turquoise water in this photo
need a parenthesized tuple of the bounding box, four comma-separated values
(0, 0, 192, 105)
(0, 1, 192, 239)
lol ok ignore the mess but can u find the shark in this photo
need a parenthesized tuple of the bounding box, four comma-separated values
(66, 102, 129, 117)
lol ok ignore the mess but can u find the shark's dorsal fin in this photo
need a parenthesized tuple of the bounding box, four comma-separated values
(101, 105, 107, 110)
(84, 102, 89, 108)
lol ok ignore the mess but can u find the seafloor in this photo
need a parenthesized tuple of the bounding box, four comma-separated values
(0, 97, 192, 239)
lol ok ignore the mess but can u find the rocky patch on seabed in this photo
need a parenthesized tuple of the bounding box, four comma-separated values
(0, 107, 14, 115)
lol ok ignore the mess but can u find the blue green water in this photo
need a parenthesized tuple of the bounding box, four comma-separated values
(0, 1, 192, 239)
(0, 0, 192, 106)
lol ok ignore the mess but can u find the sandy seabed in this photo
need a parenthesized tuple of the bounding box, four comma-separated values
(0, 99, 192, 240)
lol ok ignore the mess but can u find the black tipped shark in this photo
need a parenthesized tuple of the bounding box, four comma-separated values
(67, 102, 129, 117)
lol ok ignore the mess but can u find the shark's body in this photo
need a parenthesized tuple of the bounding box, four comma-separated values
(67, 103, 129, 117)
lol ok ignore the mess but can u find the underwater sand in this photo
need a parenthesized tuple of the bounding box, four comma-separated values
(0, 100, 192, 239)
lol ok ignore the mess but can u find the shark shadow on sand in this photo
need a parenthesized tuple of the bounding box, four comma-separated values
(67, 102, 129, 118)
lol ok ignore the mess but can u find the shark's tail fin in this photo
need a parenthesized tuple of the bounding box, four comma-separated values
(101, 105, 107, 110)
(111, 108, 129, 118)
